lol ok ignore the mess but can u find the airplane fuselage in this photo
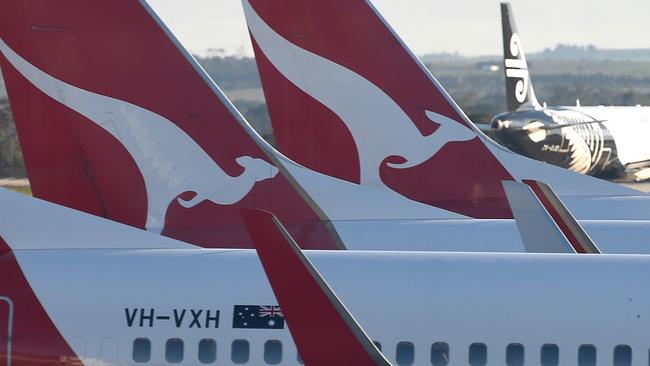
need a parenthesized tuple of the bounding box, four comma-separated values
(491, 106, 650, 180)
(5, 248, 650, 365)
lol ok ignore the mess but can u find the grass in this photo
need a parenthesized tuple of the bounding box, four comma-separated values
(3, 185, 32, 196)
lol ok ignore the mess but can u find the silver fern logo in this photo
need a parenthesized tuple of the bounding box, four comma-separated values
(505, 33, 530, 103)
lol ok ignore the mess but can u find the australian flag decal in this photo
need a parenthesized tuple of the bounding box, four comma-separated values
(232, 305, 285, 329)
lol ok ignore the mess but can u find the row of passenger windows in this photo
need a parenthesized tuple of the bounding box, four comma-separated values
(133, 338, 281, 364)
(132, 338, 635, 365)
(400, 343, 632, 366)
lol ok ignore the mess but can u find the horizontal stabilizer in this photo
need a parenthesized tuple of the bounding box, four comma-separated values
(241, 209, 390, 366)
(0, 188, 196, 250)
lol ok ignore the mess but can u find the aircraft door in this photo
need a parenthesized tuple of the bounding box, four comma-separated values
(0, 297, 12, 366)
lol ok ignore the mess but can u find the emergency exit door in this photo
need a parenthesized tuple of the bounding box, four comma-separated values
(0, 297, 12, 366)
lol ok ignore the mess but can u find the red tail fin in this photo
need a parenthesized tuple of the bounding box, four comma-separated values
(0, 0, 340, 249)
(241, 209, 390, 366)
(244, 0, 514, 218)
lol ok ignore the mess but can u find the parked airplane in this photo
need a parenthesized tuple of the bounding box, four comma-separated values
(2, 187, 650, 366)
(3, 0, 650, 254)
(490, 3, 650, 181)
(242, 0, 650, 220)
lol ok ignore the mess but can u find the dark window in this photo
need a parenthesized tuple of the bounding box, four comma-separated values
(198, 339, 217, 364)
(431, 342, 449, 366)
(297, 352, 303, 365)
(506, 344, 524, 366)
(165, 338, 184, 363)
(132, 338, 151, 363)
(469, 343, 487, 366)
(264, 340, 282, 365)
(578, 344, 596, 366)
(540, 344, 559, 366)
(614, 345, 632, 366)
(373, 341, 382, 352)
(396, 342, 415, 365)
(232, 339, 250, 364)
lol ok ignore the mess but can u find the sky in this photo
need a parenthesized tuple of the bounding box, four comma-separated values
(146, 0, 650, 58)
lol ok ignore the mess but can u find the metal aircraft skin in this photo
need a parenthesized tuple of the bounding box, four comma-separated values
(2, 0, 650, 254)
(1, 187, 650, 366)
(491, 3, 650, 181)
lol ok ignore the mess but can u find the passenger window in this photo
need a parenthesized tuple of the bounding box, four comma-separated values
(198, 339, 217, 364)
(614, 345, 632, 366)
(165, 338, 184, 363)
(373, 341, 382, 352)
(578, 344, 596, 366)
(231, 339, 250, 364)
(540, 344, 559, 366)
(431, 342, 449, 366)
(264, 340, 282, 364)
(132, 338, 151, 363)
(469, 343, 487, 366)
(396, 342, 415, 365)
(506, 343, 524, 366)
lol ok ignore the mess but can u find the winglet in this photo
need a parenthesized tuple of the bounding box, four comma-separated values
(522, 180, 601, 254)
(502, 181, 576, 253)
(241, 209, 390, 366)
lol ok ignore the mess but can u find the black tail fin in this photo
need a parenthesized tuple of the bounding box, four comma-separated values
(501, 2, 539, 111)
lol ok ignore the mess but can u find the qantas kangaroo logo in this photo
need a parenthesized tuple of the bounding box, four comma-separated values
(504, 33, 530, 104)
(0, 38, 279, 233)
(243, 1, 476, 190)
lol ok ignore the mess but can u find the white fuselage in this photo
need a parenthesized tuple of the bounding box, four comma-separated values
(11, 248, 650, 366)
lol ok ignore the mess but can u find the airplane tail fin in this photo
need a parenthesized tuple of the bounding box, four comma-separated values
(0, 0, 341, 249)
(241, 209, 390, 366)
(243, 0, 516, 218)
(500, 2, 540, 111)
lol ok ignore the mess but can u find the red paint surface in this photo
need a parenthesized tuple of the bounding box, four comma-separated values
(0, 0, 339, 249)
(0, 237, 80, 365)
(248, 0, 514, 218)
(242, 210, 382, 366)
(0, 298, 7, 366)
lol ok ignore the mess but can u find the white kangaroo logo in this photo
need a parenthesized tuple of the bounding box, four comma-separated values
(504, 33, 530, 104)
(0, 37, 279, 233)
(243, 0, 476, 190)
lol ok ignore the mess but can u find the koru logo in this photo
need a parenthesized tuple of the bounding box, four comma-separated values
(504, 33, 530, 103)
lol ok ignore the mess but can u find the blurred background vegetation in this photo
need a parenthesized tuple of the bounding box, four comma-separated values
(0, 44, 649, 179)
